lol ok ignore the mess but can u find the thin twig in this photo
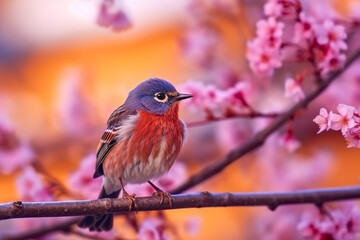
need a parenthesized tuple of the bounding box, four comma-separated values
(2, 187, 360, 221)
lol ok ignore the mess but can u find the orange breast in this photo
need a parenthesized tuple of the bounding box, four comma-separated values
(128, 103, 184, 167)
(103, 103, 185, 184)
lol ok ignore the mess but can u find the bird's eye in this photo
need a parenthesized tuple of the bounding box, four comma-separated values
(154, 92, 168, 103)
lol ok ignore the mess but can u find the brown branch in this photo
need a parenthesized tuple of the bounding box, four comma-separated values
(170, 48, 360, 194)
(2, 187, 360, 222)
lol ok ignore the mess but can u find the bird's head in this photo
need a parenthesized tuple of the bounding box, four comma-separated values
(124, 78, 192, 115)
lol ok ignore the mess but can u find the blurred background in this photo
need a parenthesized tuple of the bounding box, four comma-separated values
(1, 0, 360, 239)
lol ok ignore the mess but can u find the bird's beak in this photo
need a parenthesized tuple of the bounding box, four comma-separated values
(174, 93, 193, 102)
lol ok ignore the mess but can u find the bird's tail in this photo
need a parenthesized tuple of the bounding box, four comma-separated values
(77, 186, 121, 231)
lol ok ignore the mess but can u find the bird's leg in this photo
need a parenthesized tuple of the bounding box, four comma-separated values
(148, 181, 173, 207)
(120, 178, 136, 211)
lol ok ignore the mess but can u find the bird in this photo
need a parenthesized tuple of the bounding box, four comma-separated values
(78, 78, 192, 231)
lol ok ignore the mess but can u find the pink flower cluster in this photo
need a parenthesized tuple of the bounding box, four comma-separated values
(284, 76, 305, 102)
(313, 104, 360, 148)
(16, 167, 54, 201)
(96, 0, 131, 31)
(57, 69, 98, 135)
(180, 23, 221, 68)
(264, 0, 300, 19)
(247, 0, 348, 77)
(0, 117, 34, 175)
(138, 215, 201, 239)
(251, 203, 360, 240)
(300, 16, 347, 76)
(68, 154, 102, 199)
(138, 218, 169, 240)
(179, 81, 253, 119)
(298, 203, 360, 240)
(246, 17, 284, 77)
(289, 9, 347, 76)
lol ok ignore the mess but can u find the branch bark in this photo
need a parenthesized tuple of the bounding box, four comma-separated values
(2, 186, 360, 221)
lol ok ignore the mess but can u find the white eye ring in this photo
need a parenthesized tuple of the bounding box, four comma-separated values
(154, 92, 168, 103)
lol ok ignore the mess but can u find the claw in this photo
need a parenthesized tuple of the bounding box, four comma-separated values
(119, 178, 137, 211)
(122, 189, 137, 211)
(154, 191, 173, 207)
(148, 181, 173, 207)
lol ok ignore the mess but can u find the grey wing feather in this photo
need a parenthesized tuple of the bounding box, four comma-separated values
(93, 106, 137, 178)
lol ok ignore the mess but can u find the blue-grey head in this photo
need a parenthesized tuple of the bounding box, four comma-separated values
(123, 78, 192, 115)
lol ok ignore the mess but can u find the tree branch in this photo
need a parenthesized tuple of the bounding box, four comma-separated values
(170, 48, 360, 194)
(2, 186, 360, 222)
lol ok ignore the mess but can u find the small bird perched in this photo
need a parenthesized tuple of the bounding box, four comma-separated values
(78, 78, 192, 231)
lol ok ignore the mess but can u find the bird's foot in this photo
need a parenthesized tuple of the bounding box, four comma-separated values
(148, 181, 173, 207)
(154, 190, 173, 207)
(122, 189, 137, 211)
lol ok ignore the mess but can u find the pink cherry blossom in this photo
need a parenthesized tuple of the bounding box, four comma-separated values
(318, 50, 346, 76)
(278, 131, 301, 152)
(298, 203, 360, 240)
(16, 167, 54, 201)
(248, 206, 309, 240)
(56, 69, 98, 135)
(96, 0, 131, 31)
(201, 84, 226, 118)
(246, 16, 285, 77)
(331, 204, 360, 239)
(180, 23, 221, 68)
(315, 104, 360, 147)
(256, 17, 285, 41)
(246, 39, 282, 77)
(315, 19, 347, 51)
(0, 117, 34, 175)
(138, 218, 169, 240)
(298, 211, 336, 240)
(264, 0, 300, 19)
(178, 81, 253, 119)
(313, 108, 331, 133)
(224, 82, 252, 114)
(329, 104, 356, 134)
(344, 127, 360, 148)
(68, 153, 102, 200)
(293, 12, 315, 44)
(264, 0, 283, 18)
(7, 218, 69, 240)
(284, 77, 305, 102)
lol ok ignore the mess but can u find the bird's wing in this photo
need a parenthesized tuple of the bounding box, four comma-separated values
(93, 106, 137, 178)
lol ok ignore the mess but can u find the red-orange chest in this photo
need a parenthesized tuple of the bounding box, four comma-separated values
(127, 103, 185, 166)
